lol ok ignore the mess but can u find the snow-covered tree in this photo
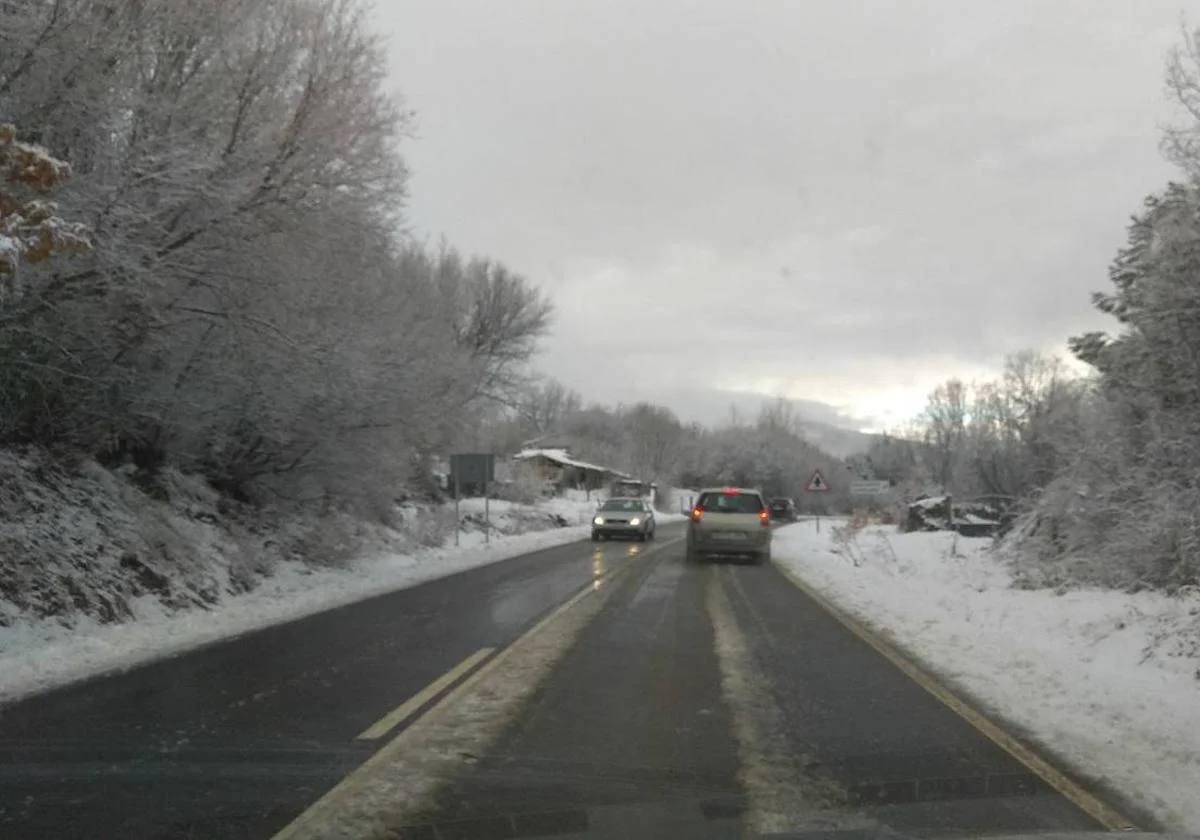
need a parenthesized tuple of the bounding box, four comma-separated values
(623, 402, 683, 483)
(921, 379, 968, 492)
(1007, 25, 1200, 586)
(0, 0, 551, 513)
(515, 378, 582, 437)
(1026, 183, 1200, 586)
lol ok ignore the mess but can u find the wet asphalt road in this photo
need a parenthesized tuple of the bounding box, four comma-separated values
(0, 529, 674, 839)
(407, 533, 1101, 839)
(0, 521, 1107, 839)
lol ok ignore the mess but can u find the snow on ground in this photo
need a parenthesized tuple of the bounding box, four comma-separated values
(0, 492, 681, 704)
(773, 518, 1200, 831)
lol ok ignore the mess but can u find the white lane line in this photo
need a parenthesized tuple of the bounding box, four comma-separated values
(356, 647, 495, 740)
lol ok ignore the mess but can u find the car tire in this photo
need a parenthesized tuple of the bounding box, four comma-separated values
(648, 526, 656, 541)
(591, 530, 600, 542)
(685, 546, 700, 564)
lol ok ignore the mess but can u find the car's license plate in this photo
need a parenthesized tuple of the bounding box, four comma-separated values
(712, 530, 745, 541)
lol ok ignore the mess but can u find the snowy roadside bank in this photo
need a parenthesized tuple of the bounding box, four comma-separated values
(0, 518, 591, 704)
(1, 452, 684, 704)
(772, 519, 1200, 831)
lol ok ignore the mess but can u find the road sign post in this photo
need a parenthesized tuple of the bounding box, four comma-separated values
(806, 469, 830, 532)
(450, 453, 496, 548)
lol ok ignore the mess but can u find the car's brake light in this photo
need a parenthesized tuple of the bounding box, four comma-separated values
(759, 509, 770, 527)
(722, 488, 737, 496)
(691, 507, 704, 521)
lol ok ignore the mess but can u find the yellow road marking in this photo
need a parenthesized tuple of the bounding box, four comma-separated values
(272, 535, 684, 840)
(771, 561, 1137, 832)
(356, 647, 495, 740)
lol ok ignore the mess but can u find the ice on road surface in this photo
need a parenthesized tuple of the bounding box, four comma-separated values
(774, 518, 1200, 832)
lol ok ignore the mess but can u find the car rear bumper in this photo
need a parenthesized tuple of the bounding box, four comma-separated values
(688, 532, 771, 555)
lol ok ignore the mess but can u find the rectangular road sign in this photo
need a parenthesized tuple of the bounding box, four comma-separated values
(450, 453, 495, 487)
(850, 479, 891, 496)
(451, 453, 497, 547)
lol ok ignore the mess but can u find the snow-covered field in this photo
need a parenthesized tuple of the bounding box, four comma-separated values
(1, 489, 681, 704)
(773, 519, 1200, 832)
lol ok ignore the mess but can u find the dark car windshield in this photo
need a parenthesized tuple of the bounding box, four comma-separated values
(601, 499, 644, 512)
(697, 492, 763, 513)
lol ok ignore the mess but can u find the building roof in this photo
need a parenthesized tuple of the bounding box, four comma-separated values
(513, 448, 630, 478)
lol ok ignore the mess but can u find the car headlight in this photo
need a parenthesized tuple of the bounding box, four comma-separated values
(629, 517, 640, 526)
(594, 516, 605, 525)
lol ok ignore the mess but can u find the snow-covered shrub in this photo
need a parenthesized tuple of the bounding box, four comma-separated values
(1013, 473, 1200, 591)
(0, 448, 271, 625)
(491, 462, 545, 505)
(280, 510, 366, 570)
(410, 506, 456, 549)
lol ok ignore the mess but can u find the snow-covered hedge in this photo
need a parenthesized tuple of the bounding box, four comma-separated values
(0, 448, 599, 632)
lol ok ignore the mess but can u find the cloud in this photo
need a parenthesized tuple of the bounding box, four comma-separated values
(377, 0, 1184, 428)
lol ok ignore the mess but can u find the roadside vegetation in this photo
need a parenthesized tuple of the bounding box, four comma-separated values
(0, 0, 556, 626)
(6, 0, 1200, 633)
(0, 0, 845, 628)
(867, 31, 1200, 591)
(0, 0, 552, 517)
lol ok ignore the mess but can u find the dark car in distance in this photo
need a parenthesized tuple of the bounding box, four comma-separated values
(768, 497, 798, 522)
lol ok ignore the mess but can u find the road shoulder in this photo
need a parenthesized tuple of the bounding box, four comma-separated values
(771, 519, 1166, 831)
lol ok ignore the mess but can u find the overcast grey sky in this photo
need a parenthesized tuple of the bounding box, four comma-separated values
(375, 0, 1184, 430)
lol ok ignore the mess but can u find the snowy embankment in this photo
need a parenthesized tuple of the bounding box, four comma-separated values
(0, 513, 592, 704)
(0, 449, 683, 703)
(773, 519, 1200, 831)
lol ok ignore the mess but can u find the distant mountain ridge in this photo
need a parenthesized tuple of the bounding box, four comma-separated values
(795, 420, 876, 458)
(657, 387, 878, 458)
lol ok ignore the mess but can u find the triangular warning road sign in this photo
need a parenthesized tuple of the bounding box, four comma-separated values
(806, 469, 829, 492)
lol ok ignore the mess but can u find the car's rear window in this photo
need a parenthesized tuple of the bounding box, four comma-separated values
(697, 492, 763, 513)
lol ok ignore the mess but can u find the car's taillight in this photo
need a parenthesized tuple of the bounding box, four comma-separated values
(759, 510, 770, 527)
(691, 507, 704, 521)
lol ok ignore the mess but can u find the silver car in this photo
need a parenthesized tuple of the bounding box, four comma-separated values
(592, 497, 656, 542)
(685, 487, 772, 563)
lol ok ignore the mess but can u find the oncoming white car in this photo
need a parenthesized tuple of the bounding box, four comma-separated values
(591, 497, 656, 542)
